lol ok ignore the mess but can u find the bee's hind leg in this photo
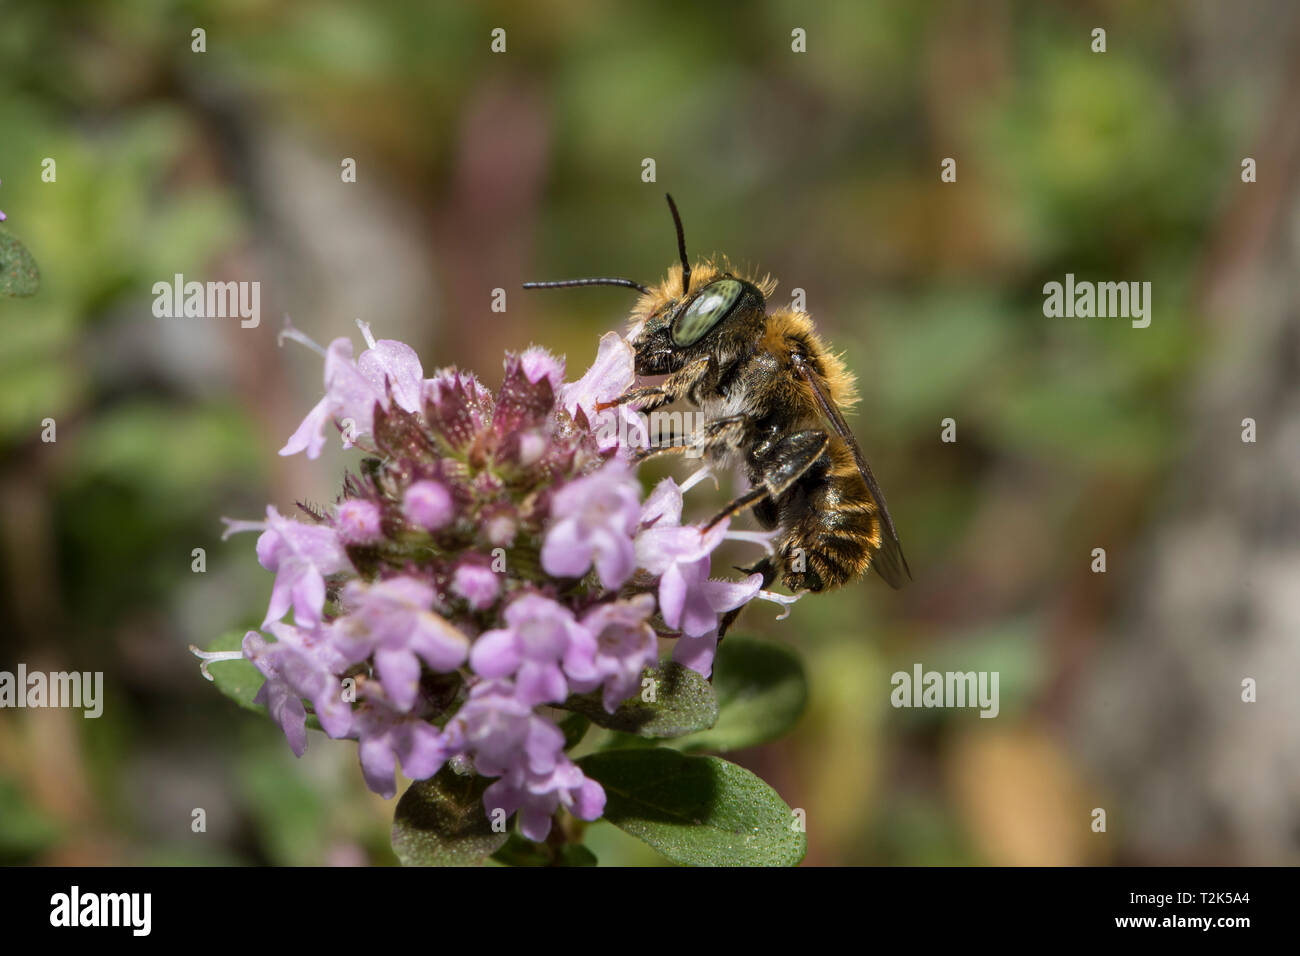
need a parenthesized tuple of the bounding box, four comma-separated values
(718, 556, 779, 638)
(702, 429, 829, 537)
(701, 484, 769, 531)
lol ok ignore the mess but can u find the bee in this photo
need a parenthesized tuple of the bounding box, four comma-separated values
(525, 194, 909, 631)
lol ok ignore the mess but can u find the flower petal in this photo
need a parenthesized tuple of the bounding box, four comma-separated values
(516, 660, 568, 707)
(469, 628, 521, 678)
(374, 646, 422, 711)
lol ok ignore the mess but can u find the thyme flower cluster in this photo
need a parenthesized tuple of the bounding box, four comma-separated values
(203, 321, 780, 841)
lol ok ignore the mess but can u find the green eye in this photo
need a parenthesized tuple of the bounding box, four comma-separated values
(672, 279, 743, 345)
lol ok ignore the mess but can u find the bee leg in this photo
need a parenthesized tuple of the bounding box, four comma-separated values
(596, 358, 710, 413)
(718, 557, 778, 638)
(629, 442, 690, 465)
(597, 384, 668, 413)
(758, 430, 831, 497)
(702, 427, 825, 531)
(701, 485, 770, 532)
(632, 414, 746, 465)
(698, 414, 746, 446)
(714, 435, 831, 640)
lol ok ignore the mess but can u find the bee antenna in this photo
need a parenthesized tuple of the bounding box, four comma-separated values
(522, 277, 650, 294)
(665, 193, 690, 296)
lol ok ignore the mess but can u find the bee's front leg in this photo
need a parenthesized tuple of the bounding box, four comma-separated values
(596, 358, 711, 414)
(598, 384, 671, 415)
(631, 414, 745, 465)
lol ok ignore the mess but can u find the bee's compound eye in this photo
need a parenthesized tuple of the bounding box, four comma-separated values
(672, 279, 743, 345)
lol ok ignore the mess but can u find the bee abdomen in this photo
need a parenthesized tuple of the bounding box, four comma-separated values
(778, 501, 879, 593)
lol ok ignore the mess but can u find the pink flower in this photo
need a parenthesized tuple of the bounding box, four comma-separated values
(560, 332, 647, 453)
(243, 623, 354, 753)
(222, 506, 351, 628)
(280, 328, 424, 459)
(444, 680, 566, 777)
(541, 460, 642, 589)
(579, 594, 658, 712)
(359, 339, 424, 413)
(659, 557, 762, 639)
(334, 576, 470, 711)
(483, 760, 605, 842)
(469, 594, 597, 706)
(635, 476, 729, 573)
(484, 512, 517, 547)
(451, 558, 501, 611)
(212, 325, 789, 843)
(354, 697, 450, 798)
(662, 559, 763, 676)
(517, 345, 565, 393)
(639, 476, 685, 527)
(632, 477, 760, 672)
(335, 498, 383, 543)
(404, 480, 454, 531)
(445, 681, 604, 841)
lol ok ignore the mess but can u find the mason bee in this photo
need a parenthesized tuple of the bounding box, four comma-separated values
(525, 194, 909, 630)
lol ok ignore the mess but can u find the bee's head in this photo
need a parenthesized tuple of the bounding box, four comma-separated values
(626, 195, 770, 375)
(522, 194, 773, 375)
(629, 271, 767, 375)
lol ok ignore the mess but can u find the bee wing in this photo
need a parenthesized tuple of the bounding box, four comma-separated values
(792, 353, 912, 588)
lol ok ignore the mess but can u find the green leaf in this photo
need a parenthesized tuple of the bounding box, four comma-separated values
(392, 767, 508, 866)
(559, 660, 717, 738)
(0, 230, 40, 296)
(596, 731, 659, 751)
(203, 630, 266, 716)
(490, 834, 598, 867)
(0, 776, 62, 863)
(557, 712, 590, 750)
(557, 844, 598, 867)
(490, 833, 552, 867)
(580, 749, 806, 866)
(675, 636, 808, 753)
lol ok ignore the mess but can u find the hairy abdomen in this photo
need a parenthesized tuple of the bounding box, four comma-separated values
(775, 471, 880, 592)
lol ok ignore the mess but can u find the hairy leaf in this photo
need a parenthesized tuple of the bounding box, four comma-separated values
(392, 767, 507, 866)
(676, 636, 807, 753)
(0, 230, 39, 297)
(560, 660, 717, 738)
(580, 748, 805, 866)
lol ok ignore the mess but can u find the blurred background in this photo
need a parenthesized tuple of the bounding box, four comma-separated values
(2, 0, 1298, 865)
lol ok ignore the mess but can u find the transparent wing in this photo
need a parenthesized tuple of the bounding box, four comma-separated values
(791, 353, 911, 589)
